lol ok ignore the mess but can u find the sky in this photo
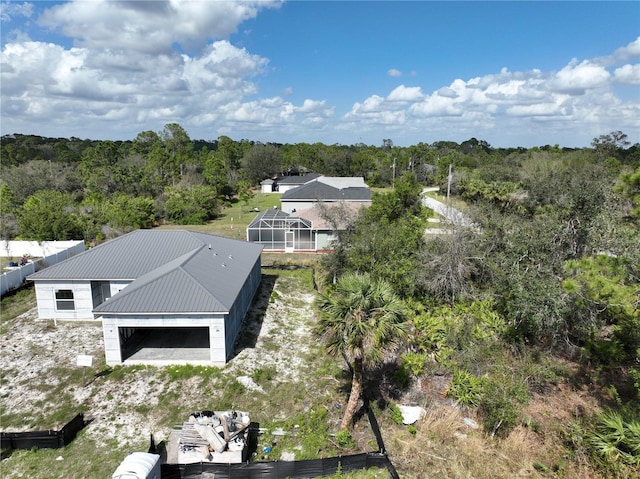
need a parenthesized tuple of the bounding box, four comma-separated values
(1, 1, 639, 148)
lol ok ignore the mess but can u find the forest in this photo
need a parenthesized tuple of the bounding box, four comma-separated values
(1, 126, 639, 477)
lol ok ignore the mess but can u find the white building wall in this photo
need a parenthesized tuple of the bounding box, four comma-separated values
(281, 200, 315, 213)
(34, 280, 96, 321)
(101, 314, 227, 365)
(281, 199, 372, 214)
(110, 281, 131, 297)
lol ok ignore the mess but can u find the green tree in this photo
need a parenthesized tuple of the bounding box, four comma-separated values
(216, 135, 243, 186)
(591, 130, 630, 161)
(17, 190, 83, 241)
(242, 143, 282, 185)
(78, 141, 125, 196)
(328, 174, 428, 295)
(616, 166, 640, 222)
(203, 149, 232, 198)
(105, 194, 156, 232)
(0, 183, 17, 240)
(161, 123, 193, 183)
(563, 255, 640, 362)
(164, 186, 219, 225)
(236, 180, 255, 216)
(315, 272, 408, 430)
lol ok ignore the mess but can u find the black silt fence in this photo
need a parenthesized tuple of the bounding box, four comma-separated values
(154, 402, 400, 479)
(161, 452, 393, 479)
(0, 413, 87, 451)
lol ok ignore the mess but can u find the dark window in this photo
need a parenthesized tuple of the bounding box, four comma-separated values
(55, 289, 75, 311)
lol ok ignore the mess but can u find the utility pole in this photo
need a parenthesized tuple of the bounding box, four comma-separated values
(392, 158, 396, 190)
(446, 164, 452, 207)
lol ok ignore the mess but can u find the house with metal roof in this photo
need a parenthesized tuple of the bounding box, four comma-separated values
(28, 230, 263, 366)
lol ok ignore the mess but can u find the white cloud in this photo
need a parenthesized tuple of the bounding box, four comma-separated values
(344, 45, 639, 146)
(0, 1, 33, 22)
(387, 85, 423, 102)
(551, 60, 610, 94)
(1, 3, 638, 147)
(37, 0, 281, 55)
(594, 36, 640, 66)
(409, 93, 463, 117)
(613, 64, 640, 85)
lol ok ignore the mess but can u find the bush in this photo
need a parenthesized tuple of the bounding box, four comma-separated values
(588, 409, 640, 467)
(447, 369, 484, 408)
(388, 403, 404, 425)
(336, 429, 356, 449)
(479, 374, 529, 437)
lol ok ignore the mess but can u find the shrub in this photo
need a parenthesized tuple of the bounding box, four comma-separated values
(336, 430, 356, 449)
(388, 403, 404, 425)
(447, 369, 484, 408)
(479, 374, 529, 437)
(588, 409, 640, 467)
(400, 351, 428, 377)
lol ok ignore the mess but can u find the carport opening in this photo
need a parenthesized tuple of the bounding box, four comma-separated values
(120, 327, 211, 363)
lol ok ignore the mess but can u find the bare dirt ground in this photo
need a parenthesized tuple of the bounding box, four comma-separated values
(0, 272, 317, 448)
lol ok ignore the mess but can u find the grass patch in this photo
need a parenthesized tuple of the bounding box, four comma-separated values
(158, 191, 281, 240)
(0, 284, 36, 325)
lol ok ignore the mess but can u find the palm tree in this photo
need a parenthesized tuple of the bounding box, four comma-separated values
(315, 272, 408, 430)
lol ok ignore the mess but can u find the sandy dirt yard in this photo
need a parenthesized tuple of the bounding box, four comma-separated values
(0, 272, 317, 448)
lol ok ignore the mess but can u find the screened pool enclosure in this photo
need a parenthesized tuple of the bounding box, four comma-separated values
(247, 209, 315, 251)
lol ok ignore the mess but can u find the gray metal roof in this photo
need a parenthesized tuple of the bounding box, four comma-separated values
(280, 181, 372, 202)
(29, 230, 263, 314)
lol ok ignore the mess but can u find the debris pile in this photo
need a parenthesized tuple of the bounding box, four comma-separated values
(178, 410, 250, 464)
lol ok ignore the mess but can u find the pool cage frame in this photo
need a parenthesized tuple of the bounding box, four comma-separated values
(246, 209, 315, 251)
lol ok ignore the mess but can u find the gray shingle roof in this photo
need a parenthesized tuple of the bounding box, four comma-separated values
(280, 181, 372, 202)
(29, 230, 263, 314)
(276, 172, 321, 185)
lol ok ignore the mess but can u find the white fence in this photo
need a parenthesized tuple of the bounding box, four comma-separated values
(1, 241, 85, 296)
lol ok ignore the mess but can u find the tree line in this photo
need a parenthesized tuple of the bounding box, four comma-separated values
(2, 125, 638, 244)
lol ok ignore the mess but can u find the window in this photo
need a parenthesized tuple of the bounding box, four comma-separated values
(55, 289, 75, 311)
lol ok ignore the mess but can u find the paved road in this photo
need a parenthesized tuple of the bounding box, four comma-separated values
(421, 189, 473, 227)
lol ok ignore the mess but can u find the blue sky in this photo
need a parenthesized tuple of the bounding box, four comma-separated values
(1, 1, 639, 147)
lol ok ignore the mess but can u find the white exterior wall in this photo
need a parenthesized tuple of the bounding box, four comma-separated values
(34, 280, 96, 321)
(110, 281, 131, 297)
(102, 314, 227, 365)
(281, 200, 315, 213)
(281, 199, 372, 214)
(278, 184, 303, 194)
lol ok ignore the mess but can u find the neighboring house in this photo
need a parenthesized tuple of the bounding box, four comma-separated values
(28, 230, 263, 366)
(279, 178, 372, 213)
(246, 203, 362, 252)
(260, 173, 322, 193)
(315, 176, 368, 189)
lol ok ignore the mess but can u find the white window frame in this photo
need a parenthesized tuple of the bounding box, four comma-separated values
(55, 289, 75, 311)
